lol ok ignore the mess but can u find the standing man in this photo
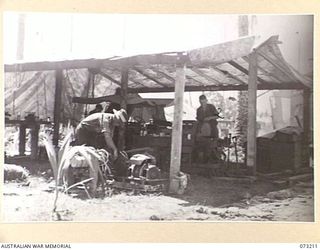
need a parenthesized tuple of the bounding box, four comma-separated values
(74, 109, 127, 159)
(196, 94, 220, 138)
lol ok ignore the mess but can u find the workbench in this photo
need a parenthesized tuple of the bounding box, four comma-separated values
(5, 119, 51, 160)
(131, 134, 194, 170)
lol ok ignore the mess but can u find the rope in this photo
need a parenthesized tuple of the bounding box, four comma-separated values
(95, 149, 112, 176)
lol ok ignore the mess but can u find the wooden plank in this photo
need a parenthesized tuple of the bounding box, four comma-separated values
(97, 70, 121, 85)
(186, 75, 206, 86)
(228, 60, 267, 85)
(120, 69, 128, 107)
(97, 70, 146, 86)
(19, 125, 26, 156)
(133, 67, 169, 87)
(303, 89, 311, 144)
(242, 56, 282, 83)
(149, 67, 175, 82)
(4, 54, 183, 72)
(5, 58, 105, 72)
(128, 81, 304, 93)
(130, 79, 147, 88)
(246, 51, 258, 175)
(190, 68, 222, 85)
(118, 68, 129, 150)
(188, 36, 255, 65)
(30, 124, 40, 160)
(256, 51, 298, 83)
(72, 95, 120, 104)
(91, 74, 96, 98)
(53, 69, 63, 146)
(211, 66, 247, 85)
(169, 60, 186, 193)
(84, 71, 95, 115)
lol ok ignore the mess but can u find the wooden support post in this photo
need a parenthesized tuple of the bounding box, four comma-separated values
(91, 73, 96, 98)
(85, 71, 94, 116)
(169, 60, 186, 193)
(303, 89, 312, 167)
(118, 68, 129, 150)
(246, 51, 258, 175)
(303, 89, 311, 144)
(19, 124, 26, 156)
(30, 124, 40, 160)
(53, 69, 63, 147)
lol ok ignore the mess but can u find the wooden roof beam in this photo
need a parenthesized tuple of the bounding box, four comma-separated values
(149, 67, 175, 82)
(133, 67, 169, 87)
(228, 60, 267, 84)
(129, 85, 247, 93)
(256, 51, 299, 83)
(97, 70, 121, 86)
(186, 75, 206, 86)
(242, 56, 282, 83)
(189, 68, 222, 86)
(5, 59, 105, 72)
(4, 54, 185, 72)
(128, 81, 305, 93)
(211, 66, 247, 85)
(130, 79, 148, 88)
(98, 68, 146, 88)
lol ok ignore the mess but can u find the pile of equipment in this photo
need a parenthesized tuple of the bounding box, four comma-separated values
(66, 148, 167, 193)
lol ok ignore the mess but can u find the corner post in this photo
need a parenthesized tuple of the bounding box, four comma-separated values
(303, 89, 311, 144)
(303, 89, 312, 167)
(246, 50, 258, 175)
(169, 55, 186, 193)
(118, 68, 129, 150)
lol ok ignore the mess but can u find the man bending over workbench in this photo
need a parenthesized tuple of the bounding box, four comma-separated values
(74, 109, 127, 160)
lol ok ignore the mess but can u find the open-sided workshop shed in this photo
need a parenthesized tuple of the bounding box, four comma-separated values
(5, 35, 312, 193)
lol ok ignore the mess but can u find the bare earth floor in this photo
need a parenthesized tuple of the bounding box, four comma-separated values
(2, 175, 314, 222)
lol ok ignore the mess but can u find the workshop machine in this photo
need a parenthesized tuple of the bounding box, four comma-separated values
(65, 147, 168, 195)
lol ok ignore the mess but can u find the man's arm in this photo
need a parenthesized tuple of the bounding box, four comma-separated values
(204, 105, 220, 121)
(196, 107, 203, 122)
(104, 133, 118, 159)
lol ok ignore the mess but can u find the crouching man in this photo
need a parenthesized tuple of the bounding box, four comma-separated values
(74, 109, 128, 160)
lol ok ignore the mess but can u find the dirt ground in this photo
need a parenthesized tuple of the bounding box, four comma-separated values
(2, 170, 314, 222)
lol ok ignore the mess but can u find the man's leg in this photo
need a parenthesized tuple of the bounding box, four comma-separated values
(210, 123, 219, 139)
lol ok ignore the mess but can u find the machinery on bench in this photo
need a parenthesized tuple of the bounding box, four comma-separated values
(65, 142, 167, 194)
(66, 94, 172, 194)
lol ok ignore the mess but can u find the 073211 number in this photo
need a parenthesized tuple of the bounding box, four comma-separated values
(300, 244, 318, 248)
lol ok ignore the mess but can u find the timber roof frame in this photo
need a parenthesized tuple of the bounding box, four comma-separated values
(4, 35, 312, 93)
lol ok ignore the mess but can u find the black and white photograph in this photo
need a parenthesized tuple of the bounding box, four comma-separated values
(3, 13, 314, 222)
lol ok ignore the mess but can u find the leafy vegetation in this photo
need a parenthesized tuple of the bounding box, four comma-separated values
(41, 127, 110, 213)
